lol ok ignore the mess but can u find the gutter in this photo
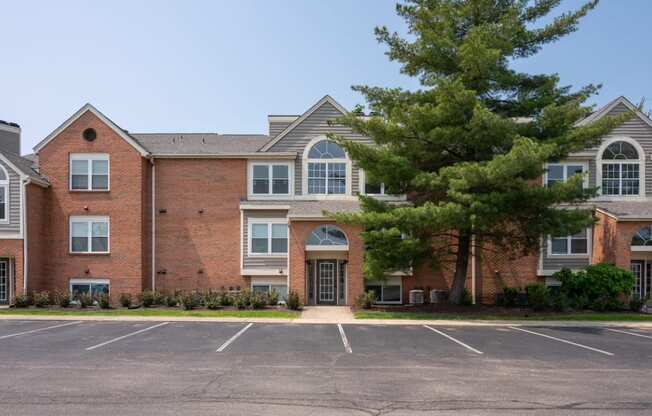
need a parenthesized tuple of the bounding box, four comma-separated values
(151, 158, 156, 291)
(152, 152, 297, 160)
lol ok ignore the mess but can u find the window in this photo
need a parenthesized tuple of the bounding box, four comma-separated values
(249, 221, 288, 255)
(252, 284, 288, 302)
(70, 154, 109, 191)
(0, 166, 8, 222)
(549, 229, 589, 256)
(69, 279, 109, 300)
(632, 226, 652, 249)
(545, 163, 585, 187)
(306, 139, 348, 195)
(599, 140, 642, 196)
(365, 279, 402, 304)
(70, 216, 109, 254)
(306, 225, 348, 246)
(251, 163, 290, 195)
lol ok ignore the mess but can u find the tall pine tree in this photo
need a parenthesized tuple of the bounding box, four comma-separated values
(331, 0, 627, 303)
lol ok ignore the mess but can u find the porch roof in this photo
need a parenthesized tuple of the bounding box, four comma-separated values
(240, 199, 361, 219)
(592, 200, 652, 221)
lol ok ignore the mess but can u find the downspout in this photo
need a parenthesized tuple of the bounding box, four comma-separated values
(22, 178, 30, 293)
(471, 234, 476, 305)
(151, 159, 156, 291)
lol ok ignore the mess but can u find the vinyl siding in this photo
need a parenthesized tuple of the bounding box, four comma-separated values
(269, 121, 293, 138)
(267, 102, 373, 195)
(242, 210, 288, 270)
(0, 159, 21, 233)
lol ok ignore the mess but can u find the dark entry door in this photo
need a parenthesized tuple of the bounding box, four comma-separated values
(0, 260, 8, 305)
(631, 260, 651, 300)
(316, 260, 337, 305)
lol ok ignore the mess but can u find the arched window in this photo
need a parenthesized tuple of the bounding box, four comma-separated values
(305, 139, 348, 195)
(600, 140, 643, 196)
(0, 166, 8, 222)
(632, 226, 652, 247)
(306, 225, 348, 246)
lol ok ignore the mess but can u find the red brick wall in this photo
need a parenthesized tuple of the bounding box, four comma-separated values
(153, 158, 247, 293)
(0, 239, 23, 301)
(37, 110, 148, 302)
(288, 220, 364, 305)
(26, 183, 48, 293)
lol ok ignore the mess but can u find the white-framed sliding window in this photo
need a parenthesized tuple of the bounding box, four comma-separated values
(69, 278, 110, 298)
(0, 165, 9, 223)
(544, 162, 588, 188)
(547, 228, 591, 257)
(365, 277, 402, 304)
(70, 216, 110, 254)
(247, 161, 293, 197)
(70, 153, 109, 191)
(248, 219, 288, 256)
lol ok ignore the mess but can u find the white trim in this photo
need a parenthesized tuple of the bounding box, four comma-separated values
(247, 160, 294, 199)
(543, 161, 589, 188)
(69, 153, 110, 192)
(247, 219, 288, 257)
(546, 228, 592, 257)
(0, 165, 9, 224)
(260, 95, 349, 152)
(267, 116, 299, 123)
(34, 103, 149, 156)
(302, 136, 352, 197)
(576, 96, 652, 129)
(595, 136, 645, 199)
(631, 246, 652, 252)
(69, 216, 110, 254)
(21, 179, 27, 292)
(240, 204, 291, 210)
(359, 169, 407, 201)
(305, 245, 349, 252)
(241, 268, 288, 276)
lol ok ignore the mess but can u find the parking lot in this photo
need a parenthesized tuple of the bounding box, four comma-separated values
(0, 319, 651, 415)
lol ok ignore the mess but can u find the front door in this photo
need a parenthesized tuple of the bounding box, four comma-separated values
(0, 260, 9, 305)
(317, 260, 337, 305)
(631, 260, 651, 300)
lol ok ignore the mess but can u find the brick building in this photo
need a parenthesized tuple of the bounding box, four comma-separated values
(0, 95, 649, 306)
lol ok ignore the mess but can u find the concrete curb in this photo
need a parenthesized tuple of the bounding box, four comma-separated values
(1, 314, 652, 327)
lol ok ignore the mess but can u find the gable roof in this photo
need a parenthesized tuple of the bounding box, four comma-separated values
(33, 103, 150, 157)
(576, 96, 652, 128)
(0, 150, 48, 187)
(259, 95, 349, 152)
(132, 133, 271, 156)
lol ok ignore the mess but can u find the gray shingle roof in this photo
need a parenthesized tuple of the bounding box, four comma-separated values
(131, 133, 271, 155)
(0, 150, 48, 184)
(592, 200, 652, 220)
(240, 199, 362, 217)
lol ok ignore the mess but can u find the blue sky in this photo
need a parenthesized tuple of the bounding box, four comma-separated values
(1, 0, 650, 154)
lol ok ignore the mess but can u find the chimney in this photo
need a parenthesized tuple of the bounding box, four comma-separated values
(0, 120, 21, 155)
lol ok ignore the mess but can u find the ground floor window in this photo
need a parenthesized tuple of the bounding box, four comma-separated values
(69, 279, 110, 300)
(251, 283, 287, 302)
(365, 278, 402, 304)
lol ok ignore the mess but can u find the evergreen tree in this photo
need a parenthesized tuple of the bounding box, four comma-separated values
(330, 0, 628, 303)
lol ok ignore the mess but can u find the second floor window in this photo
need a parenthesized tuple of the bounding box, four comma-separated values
(600, 141, 642, 196)
(252, 164, 289, 195)
(250, 221, 288, 255)
(307, 140, 347, 195)
(70, 216, 109, 254)
(549, 229, 588, 256)
(545, 163, 585, 187)
(0, 166, 8, 222)
(70, 154, 109, 191)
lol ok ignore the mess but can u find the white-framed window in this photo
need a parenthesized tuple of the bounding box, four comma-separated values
(70, 216, 110, 254)
(251, 283, 288, 302)
(249, 162, 291, 196)
(0, 165, 8, 222)
(70, 154, 109, 191)
(365, 277, 402, 304)
(548, 228, 590, 256)
(303, 137, 350, 196)
(69, 278, 110, 300)
(249, 220, 288, 256)
(544, 162, 587, 187)
(597, 139, 644, 197)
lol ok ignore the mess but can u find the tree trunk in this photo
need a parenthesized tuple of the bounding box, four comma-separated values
(449, 231, 472, 304)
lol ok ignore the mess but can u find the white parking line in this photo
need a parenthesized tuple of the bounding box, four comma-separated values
(338, 324, 352, 354)
(216, 323, 253, 352)
(606, 328, 652, 340)
(85, 322, 169, 351)
(423, 325, 483, 355)
(0, 321, 82, 340)
(509, 326, 614, 356)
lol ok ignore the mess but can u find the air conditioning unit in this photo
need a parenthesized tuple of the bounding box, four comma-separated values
(430, 290, 448, 304)
(409, 290, 424, 305)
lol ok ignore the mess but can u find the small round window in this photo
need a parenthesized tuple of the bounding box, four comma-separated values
(83, 128, 97, 142)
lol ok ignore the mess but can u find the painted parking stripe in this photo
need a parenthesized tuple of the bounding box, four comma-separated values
(423, 325, 483, 355)
(337, 324, 352, 354)
(216, 323, 253, 352)
(85, 322, 169, 351)
(0, 321, 82, 340)
(606, 328, 652, 340)
(509, 326, 614, 356)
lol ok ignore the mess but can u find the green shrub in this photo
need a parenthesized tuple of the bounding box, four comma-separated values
(96, 293, 111, 309)
(164, 295, 178, 307)
(268, 290, 280, 306)
(119, 293, 132, 308)
(629, 295, 645, 312)
(355, 290, 377, 309)
(250, 292, 267, 309)
(502, 287, 520, 307)
(77, 293, 93, 308)
(140, 290, 155, 308)
(180, 291, 200, 310)
(14, 294, 29, 308)
(203, 291, 221, 310)
(233, 289, 251, 309)
(285, 290, 301, 310)
(460, 288, 473, 306)
(54, 289, 71, 308)
(551, 291, 570, 312)
(151, 291, 164, 306)
(555, 264, 634, 311)
(32, 291, 50, 308)
(218, 291, 233, 307)
(526, 283, 549, 311)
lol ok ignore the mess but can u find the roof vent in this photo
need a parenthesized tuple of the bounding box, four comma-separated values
(83, 128, 97, 142)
